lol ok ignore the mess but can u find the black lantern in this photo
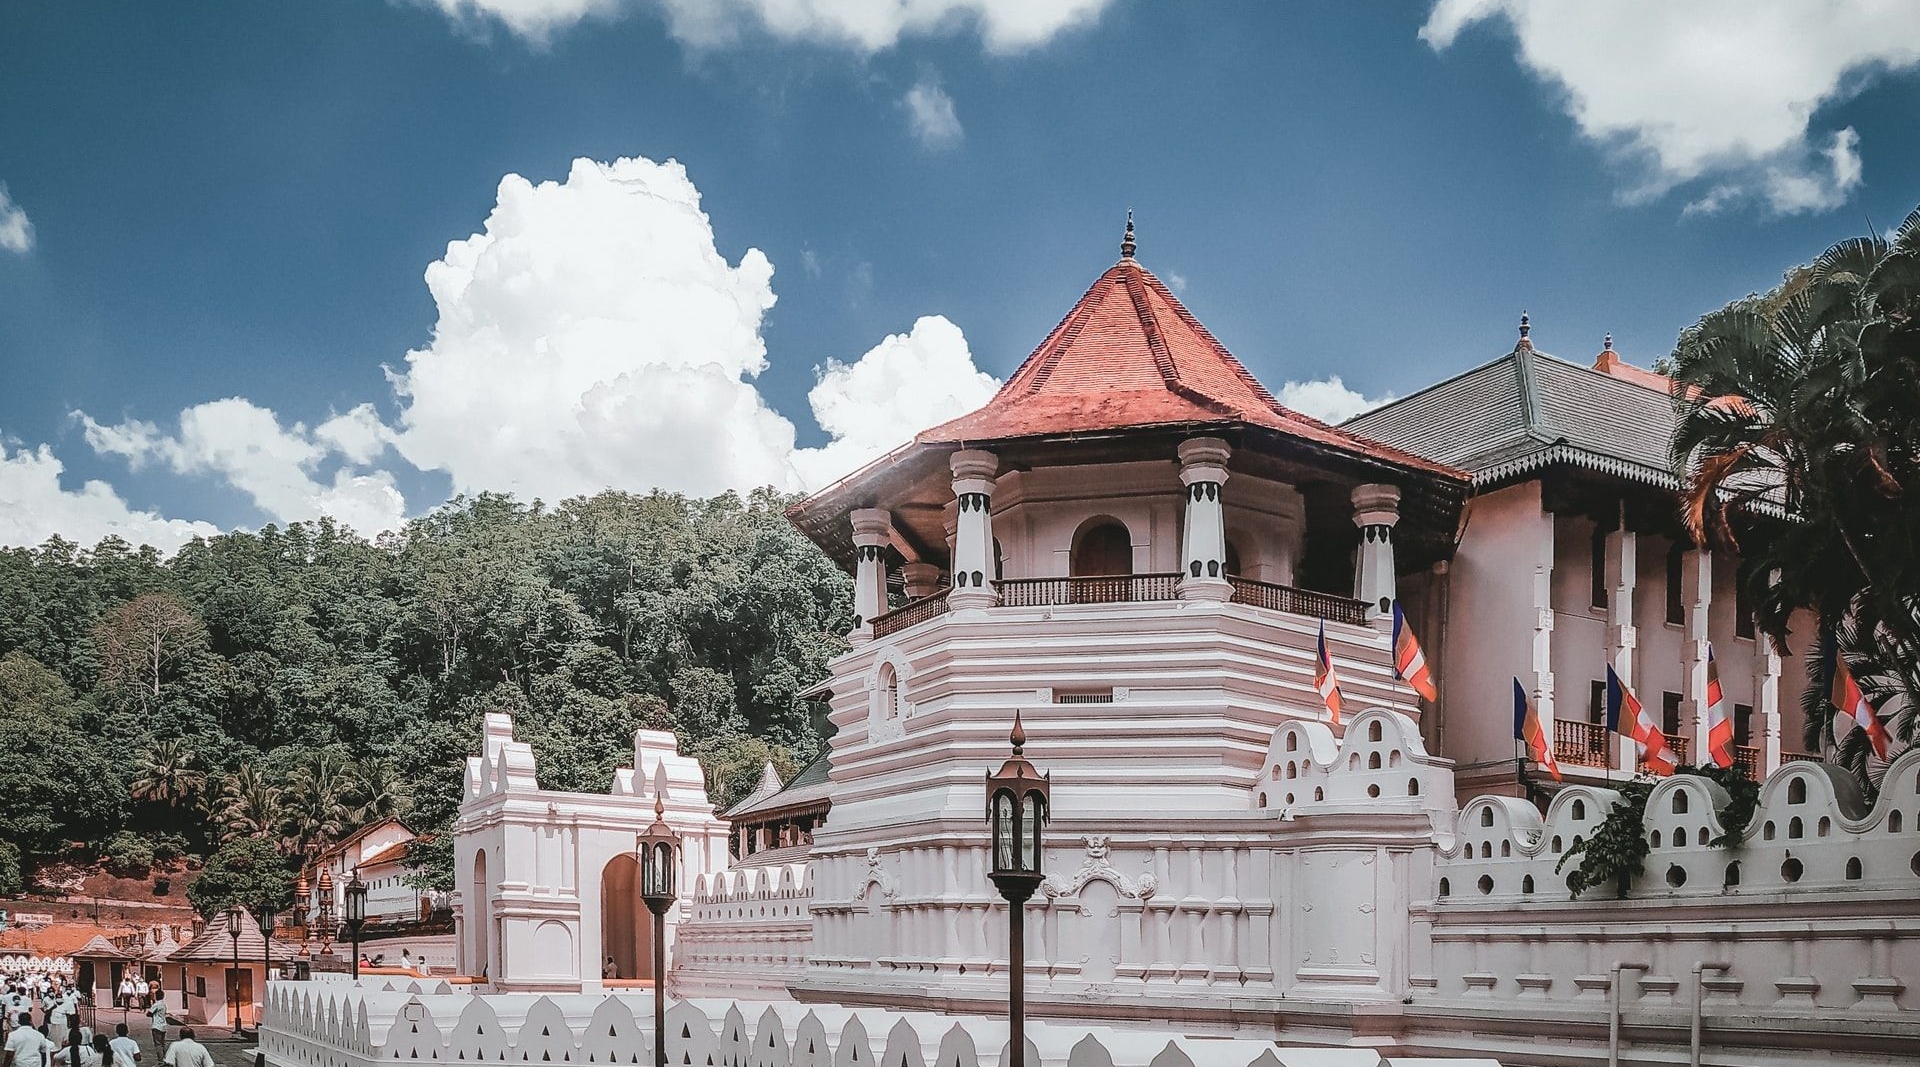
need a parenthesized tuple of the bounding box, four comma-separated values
(984, 711, 1049, 1067)
(344, 869, 368, 980)
(226, 909, 244, 1034)
(636, 794, 681, 1067)
(255, 906, 277, 981)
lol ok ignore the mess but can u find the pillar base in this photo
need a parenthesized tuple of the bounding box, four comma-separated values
(848, 628, 874, 646)
(1178, 577, 1232, 603)
(948, 590, 997, 611)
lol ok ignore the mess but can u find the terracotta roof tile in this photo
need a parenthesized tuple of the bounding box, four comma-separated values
(919, 258, 1457, 477)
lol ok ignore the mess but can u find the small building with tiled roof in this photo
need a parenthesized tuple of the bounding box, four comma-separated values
(167, 906, 295, 1030)
(721, 757, 832, 865)
(1348, 321, 1817, 800)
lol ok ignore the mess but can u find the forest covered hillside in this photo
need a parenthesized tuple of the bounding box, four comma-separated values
(0, 487, 850, 907)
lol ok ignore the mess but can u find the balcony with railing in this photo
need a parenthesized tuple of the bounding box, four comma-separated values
(1227, 577, 1370, 626)
(1734, 745, 1762, 781)
(995, 573, 1182, 606)
(1553, 719, 1612, 769)
(870, 590, 950, 638)
(1661, 733, 1690, 767)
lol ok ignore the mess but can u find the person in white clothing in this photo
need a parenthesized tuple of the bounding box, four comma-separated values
(158, 1030, 210, 1067)
(107, 1024, 140, 1067)
(4, 1015, 51, 1067)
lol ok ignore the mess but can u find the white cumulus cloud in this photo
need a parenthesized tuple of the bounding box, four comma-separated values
(0, 184, 34, 254)
(427, 0, 1112, 51)
(903, 79, 964, 149)
(1420, 0, 1920, 214)
(1278, 377, 1393, 424)
(794, 315, 1000, 488)
(78, 399, 408, 536)
(0, 437, 217, 552)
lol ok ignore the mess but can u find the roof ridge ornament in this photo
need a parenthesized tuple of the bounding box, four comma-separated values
(1517, 310, 1531, 347)
(1603, 332, 1613, 352)
(1120, 209, 1136, 259)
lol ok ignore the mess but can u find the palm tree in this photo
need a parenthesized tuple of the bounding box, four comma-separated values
(218, 765, 282, 841)
(1671, 203, 1920, 771)
(346, 759, 412, 825)
(129, 740, 206, 808)
(282, 751, 352, 860)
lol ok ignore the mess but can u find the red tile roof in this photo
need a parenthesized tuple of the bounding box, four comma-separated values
(918, 257, 1459, 477)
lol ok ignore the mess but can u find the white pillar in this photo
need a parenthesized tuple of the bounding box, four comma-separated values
(1681, 547, 1714, 761)
(949, 449, 999, 610)
(1351, 483, 1402, 620)
(849, 508, 891, 645)
(1759, 645, 1783, 772)
(1606, 524, 1638, 772)
(901, 562, 943, 600)
(1177, 437, 1233, 602)
(1530, 514, 1556, 732)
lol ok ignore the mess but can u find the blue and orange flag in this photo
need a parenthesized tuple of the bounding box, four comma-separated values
(1513, 678, 1560, 781)
(1315, 621, 1344, 725)
(1390, 601, 1437, 702)
(1606, 664, 1674, 775)
(1704, 645, 1734, 768)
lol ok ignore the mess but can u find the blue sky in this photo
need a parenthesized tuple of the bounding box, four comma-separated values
(2, 1, 1918, 547)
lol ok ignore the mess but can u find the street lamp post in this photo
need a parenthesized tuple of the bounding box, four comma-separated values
(985, 711, 1050, 1067)
(226, 909, 243, 1035)
(256, 906, 278, 984)
(637, 795, 681, 1067)
(345, 869, 368, 980)
(316, 870, 336, 958)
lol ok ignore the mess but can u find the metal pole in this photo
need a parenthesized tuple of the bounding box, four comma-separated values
(1609, 961, 1649, 1067)
(1008, 901, 1025, 1067)
(231, 934, 241, 1034)
(1691, 961, 1731, 1067)
(652, 910, 666, 1067)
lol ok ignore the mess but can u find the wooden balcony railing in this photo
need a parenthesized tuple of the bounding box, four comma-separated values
(1553, 719, 1612, 768)
(870, 590, 950, 639)
(995, 573, 1182, 607)
(1783, 750, 1821, 764)
(1227, 577, 1370, 626)
(1662, 733, 1690, 767)
(1734, 745, 1763, 781)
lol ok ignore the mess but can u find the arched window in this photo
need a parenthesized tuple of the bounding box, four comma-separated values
(1071, 520, 1133, 577)
(876, 663, 901, 722)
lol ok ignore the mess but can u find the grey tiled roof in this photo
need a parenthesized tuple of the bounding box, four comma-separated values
(723, 753, 833, 821)
(1345, 345, 1681, 489)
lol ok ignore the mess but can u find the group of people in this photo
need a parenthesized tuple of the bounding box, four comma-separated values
(0, 976, 210, 1067)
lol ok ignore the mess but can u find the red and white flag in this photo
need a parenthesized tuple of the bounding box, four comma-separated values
(1513, 678, 1560, 781)
(1831, 650, 1892, 761)
(1391, 601, 1438, 702)
(1607, 665, 1674, 775)
(1315, 621, 1344, 725)
(1704, 645, 1734, 768)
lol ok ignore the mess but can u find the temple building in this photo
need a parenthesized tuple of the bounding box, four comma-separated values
(288, 225, 1920, 1067)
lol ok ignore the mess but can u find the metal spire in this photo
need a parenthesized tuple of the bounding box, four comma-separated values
(1603, 332, 1613, 352)
(1010, 708, 1026, 755)
(1120, 209, 1136, 259)
(1518, 310, 1531, 343)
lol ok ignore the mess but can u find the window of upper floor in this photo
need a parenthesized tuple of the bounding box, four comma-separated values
(1070, 519, 1133, 577)
(1665, 542, 1685, 625)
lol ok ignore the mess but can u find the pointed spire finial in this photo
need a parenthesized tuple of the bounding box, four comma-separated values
(1010, 709, 1026, 755)
(654, 790, 665, 818)
(1603, 332, 1613, 352)
(1120, 209, 1136, 259)
(1518, 310, 1531, 342)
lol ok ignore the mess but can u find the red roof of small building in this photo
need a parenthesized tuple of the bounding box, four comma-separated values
(917, 255, 1457, 477)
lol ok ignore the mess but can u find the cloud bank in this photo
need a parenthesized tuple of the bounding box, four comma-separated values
(0, 437, 218, 552)
(1421, 0, 1920, 214)
(1278, 377, 1392, 424)
(37, 154, 999, 550)
(0, 185, 33, 254)
(427, 0, 1113, 52)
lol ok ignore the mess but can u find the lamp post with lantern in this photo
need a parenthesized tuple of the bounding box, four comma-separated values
(255, 905, 278, 983)
(345, 869, 369, 980)
(316, 869, 336, 958)
(225, 909, 244, 1034)
(985, 711, 1050, 1067)
(637, 794, 681, 1067)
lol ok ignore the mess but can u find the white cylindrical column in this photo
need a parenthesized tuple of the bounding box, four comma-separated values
(1177, 437, 1232, 602)
(849, 508, 891, 644)
(1351, 483, 1402, 620)
(949, 449, 999, 610)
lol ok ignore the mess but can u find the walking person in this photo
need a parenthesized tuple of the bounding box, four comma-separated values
(5, 1013, 51, 1067)
(106, 1024, 139, 1067)
(158, 1030, 209, 1067)
(142, 999, 166, 1058)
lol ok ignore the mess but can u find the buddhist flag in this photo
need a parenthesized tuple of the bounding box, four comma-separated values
(1704, 645, 1734, 768)
(1831, 650, 1892, 761)
(1606, 665, 1674, 775)
(1391, 602, 1438, 702)
(1513, 678, 1560, 781)
(1315, 621, 1345, 725)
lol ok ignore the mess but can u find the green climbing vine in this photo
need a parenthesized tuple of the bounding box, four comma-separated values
(1555, 781, 1651, 899)
(1554, 766, 1763, 899)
